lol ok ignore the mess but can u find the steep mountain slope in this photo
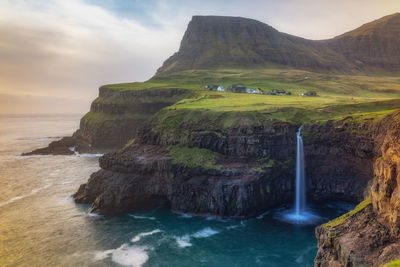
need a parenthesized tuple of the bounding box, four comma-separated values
(324, 13, 400, 71)
(157, 16, 352, 74)
(157, 14, 400, 75)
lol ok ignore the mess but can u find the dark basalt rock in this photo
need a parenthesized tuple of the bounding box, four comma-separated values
(22, 136, 75, 156)
(314, 111, 400, 266)
(74, 144, 294, 218)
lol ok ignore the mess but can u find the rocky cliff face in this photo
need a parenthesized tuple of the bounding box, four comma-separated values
(315, 111, 400, 267)
(24, 87, 193, 155)
(157, 14, 400, 75)
(74, 111, 398, 219)
(74, 120, 297, 218)
(74, 143, 295, 218)
(76, 87, 192, 150)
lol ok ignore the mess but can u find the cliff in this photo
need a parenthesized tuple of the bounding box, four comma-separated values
(157, 14, 400, 75)
(24, 86, 195, 155)
(314, 111, 400, 266)
(73, 109, 397, 218)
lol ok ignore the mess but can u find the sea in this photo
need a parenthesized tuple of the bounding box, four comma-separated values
(0, 114, 353, 267)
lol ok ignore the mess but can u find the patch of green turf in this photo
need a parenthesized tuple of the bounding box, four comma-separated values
(382, 259, 400, 267)
(168, 145, 222, 170)
(323, 197, 372, 229)
(82, 112, 148, 130)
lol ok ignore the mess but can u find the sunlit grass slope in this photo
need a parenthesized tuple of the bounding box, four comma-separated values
(98, 68, 400, 125)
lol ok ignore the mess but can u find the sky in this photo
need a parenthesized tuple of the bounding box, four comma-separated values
(0, 0, 399, 114)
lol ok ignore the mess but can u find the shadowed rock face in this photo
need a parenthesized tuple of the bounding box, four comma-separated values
(157, 14, 400, 75)
(314, 111, 400, 267)
(73, 110, 400, 265)
(73, 112, 400, 218)
(74, 144, 294, 218)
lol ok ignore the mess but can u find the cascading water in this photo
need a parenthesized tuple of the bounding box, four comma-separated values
(295, 126, 306, 215)
(274, 126, 320, 225)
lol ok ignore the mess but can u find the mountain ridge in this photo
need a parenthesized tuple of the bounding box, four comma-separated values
(157, 14, 400, 75)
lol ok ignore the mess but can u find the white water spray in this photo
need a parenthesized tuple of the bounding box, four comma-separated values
(295, 126, 306, 215)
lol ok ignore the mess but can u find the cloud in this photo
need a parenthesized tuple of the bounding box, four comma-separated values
(0, 0, 399, 114)
(0, 0, 182, 114)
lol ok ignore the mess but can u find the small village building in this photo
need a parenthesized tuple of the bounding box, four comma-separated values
(302, 91, 318, 97)
(246, 88, 261, 94)
(231, 84, 247, 93)
(217, 86, 225, 92)
(205, 85, 220, 91)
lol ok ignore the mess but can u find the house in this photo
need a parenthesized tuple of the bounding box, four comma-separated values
(302, 91, 318, 97)
(217, 85, 225, 92)
(205, 85, 219, 91)
(246, 88, 261, 94)
(231, 84, 247, 93)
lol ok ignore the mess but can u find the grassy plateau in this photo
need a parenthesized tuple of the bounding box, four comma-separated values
(88, 68, 400, 132)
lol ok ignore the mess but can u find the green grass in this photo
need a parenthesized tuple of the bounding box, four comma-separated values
(102, 68, 400, 97)
(94, 68, 400, 133)
(382, 259, 400, 267)
(168, 145, 222, 170)
(82, 112, 149, 130)
(323, 197, 372, 230)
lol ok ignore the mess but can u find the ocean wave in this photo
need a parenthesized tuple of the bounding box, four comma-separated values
(205, 216, 230, 223)
(192, 227, 219, 238)
(179, 214, 193, 218)
(0, 183, 52, 208)
(175, 227, 220, 248)
(94, 244, 149, 267)
(175, 235, 192, 248)
(256, 211, 270, 219)
(129, 214, 156, 220)
(131, 229, 162, 243)
(75, 153, 103, 158)
(87, 212, 102, 217)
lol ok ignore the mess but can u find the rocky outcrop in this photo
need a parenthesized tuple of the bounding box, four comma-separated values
(22, 136, 76, 156)
(315, 111, 400, 266)
(74, 111, 400, 218)
(23, 87, 193, 155)
(74, 144, 294, 218)
(315, 203, 400, 267)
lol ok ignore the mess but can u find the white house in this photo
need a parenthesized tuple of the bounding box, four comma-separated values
(246, 88, 260, 94)
(217, 86, 225, 92)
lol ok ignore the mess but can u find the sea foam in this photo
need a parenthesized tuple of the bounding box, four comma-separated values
(192, 227, 219, 238)
(175, 235, 192, 248)
(131, 229, 162, 243)
(94, 244, 149, 267)
(0, 183, 52, 208)
(129, 214, 156, 220)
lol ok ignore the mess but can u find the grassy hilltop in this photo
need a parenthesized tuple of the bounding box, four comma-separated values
(95, 68, 400, 129)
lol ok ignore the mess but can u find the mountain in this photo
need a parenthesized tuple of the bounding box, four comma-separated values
(157, 14, 400, 75)
(323, 13, 400, 71)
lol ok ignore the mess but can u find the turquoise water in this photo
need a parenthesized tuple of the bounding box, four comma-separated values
(0, 115, 353, 267)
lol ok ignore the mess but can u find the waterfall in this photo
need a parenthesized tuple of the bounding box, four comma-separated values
(273, 126, 320, 224)
(295, 126, 306, 215)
